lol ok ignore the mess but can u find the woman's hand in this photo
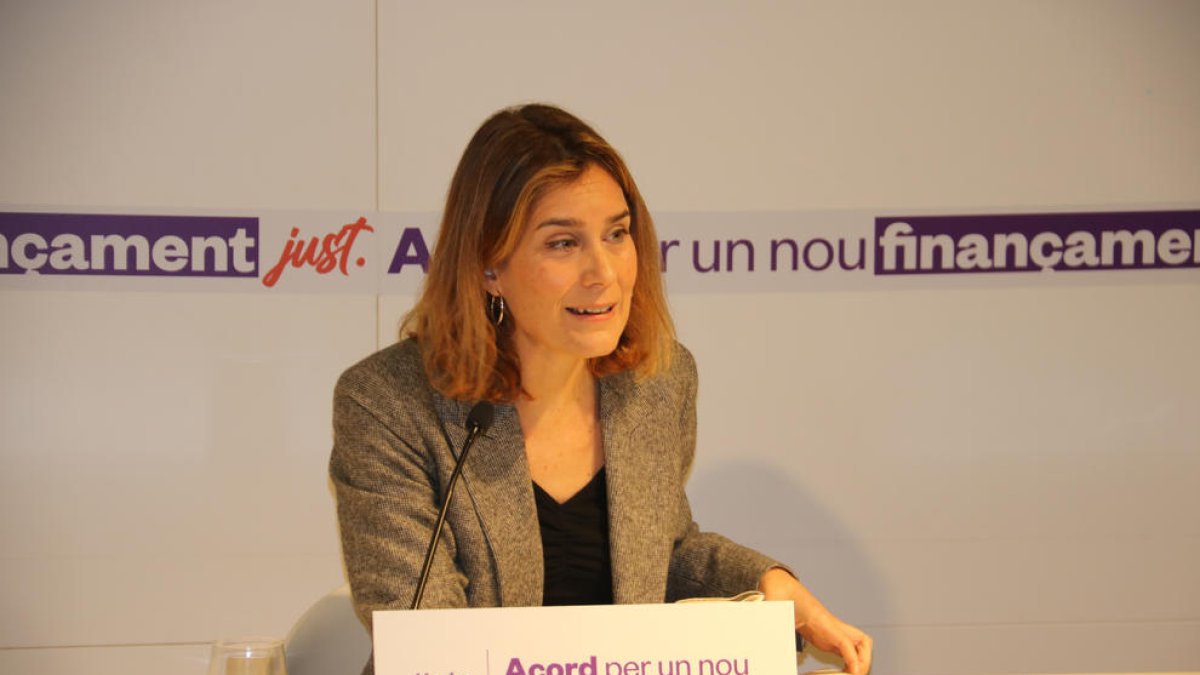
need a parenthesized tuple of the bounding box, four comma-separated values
(759, 567, 873, 675)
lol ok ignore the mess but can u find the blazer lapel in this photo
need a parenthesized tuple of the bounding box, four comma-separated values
(601, 372, 674, 604)
(434, 395, 543, 607)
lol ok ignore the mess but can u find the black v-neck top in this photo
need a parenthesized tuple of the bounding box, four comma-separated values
(533, 467, 614, 606)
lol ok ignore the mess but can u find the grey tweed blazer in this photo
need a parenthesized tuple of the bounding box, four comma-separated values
(330, 339, 780, 631)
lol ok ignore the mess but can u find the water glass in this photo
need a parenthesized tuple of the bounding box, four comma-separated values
(208, 638, 288, 675)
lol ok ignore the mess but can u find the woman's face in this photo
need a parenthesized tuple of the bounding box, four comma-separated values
(488, 164, 638, 369)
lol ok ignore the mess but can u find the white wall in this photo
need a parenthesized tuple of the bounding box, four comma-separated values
(2, 2, 1198, 674)
(1, 1, 377, 673)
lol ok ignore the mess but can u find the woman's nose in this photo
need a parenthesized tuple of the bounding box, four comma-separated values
(581, 244, 616, 286)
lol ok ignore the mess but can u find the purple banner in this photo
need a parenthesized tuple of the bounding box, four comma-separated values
(874, 210, 1200, 275)
(0, 212, 258, 277)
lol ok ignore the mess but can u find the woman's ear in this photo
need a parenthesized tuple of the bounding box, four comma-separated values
(483, 268, 501, 295)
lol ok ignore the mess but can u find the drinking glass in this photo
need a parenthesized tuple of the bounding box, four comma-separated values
(207, 638, 288, 675)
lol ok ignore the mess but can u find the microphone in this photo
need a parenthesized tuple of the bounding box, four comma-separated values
(411, 401, 494, 609)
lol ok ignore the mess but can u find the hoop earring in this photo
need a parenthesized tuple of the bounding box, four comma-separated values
(487, 293, 506, 326)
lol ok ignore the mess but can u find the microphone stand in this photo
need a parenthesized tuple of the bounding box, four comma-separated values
(411, 401, 494, 610)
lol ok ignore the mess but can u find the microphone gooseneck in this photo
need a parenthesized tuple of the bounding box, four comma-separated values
(410, 401, 495, 610)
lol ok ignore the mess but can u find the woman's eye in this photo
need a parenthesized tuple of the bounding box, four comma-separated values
(546, 237, 577, 251)
(608, 227, 630, 242)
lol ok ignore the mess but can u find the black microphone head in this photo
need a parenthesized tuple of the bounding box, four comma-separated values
(466, 401, 494, 435)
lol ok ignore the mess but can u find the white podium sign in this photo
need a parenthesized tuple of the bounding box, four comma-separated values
(374, 602, 797, 675)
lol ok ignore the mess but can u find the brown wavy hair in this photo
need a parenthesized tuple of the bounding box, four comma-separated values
(401, 103, 675, 402)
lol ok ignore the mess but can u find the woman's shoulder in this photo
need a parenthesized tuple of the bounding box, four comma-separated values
(657, 340, 698, 389)
(335, 338, 432, 403)
(668, 340, 697, 375)
(610, 340, 697, 403)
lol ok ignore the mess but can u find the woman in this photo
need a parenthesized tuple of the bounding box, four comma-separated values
(331, 103, 872, 674)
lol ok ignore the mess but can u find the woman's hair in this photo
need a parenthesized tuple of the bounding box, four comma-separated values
(401, 103, 675, 402)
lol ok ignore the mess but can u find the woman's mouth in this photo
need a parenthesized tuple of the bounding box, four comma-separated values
(566, 304, 615, 316)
